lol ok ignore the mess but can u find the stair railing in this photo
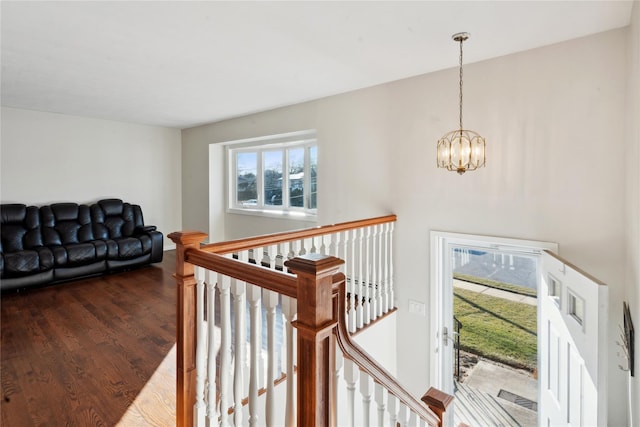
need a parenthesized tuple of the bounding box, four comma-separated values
(169, 215, 452, 427)
(202, 214, 397, 332)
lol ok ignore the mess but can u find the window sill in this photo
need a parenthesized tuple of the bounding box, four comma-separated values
(227, 207, 318, 222)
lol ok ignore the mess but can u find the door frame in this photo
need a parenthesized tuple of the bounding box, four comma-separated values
(429, 230, 558, 397)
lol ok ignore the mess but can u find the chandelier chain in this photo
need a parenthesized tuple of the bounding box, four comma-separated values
(459, 37, 464, 131)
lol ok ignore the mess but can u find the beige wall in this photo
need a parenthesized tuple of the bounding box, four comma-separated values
(0, 107, 183, 250)
(626, 1, 640, 423)
(182, 28, 629, 423)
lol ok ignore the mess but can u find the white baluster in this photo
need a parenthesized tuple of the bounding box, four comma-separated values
(206, 271, 220, 426)
(231, 273, 246, 426)
(310, 236, 317, 254)
(349, 229, 357, 333)
(382, 222, 390, 313)
(363, 226, 372, 325)
(333, 350, 344, 427)
(263, 289, 279, 427)
(388, 222, 395, 310)
(398, 402, 409, 426)
(344, 359, 358, 427)
(408, 409, 418, 427)
(341, 230, 349, 265)
(374, 382, 387, 427)
(370, 224, 379, 321)
(298, 238, 307, 256)
(282, 296, 297, 427)
(258, 246, 267, 268)
(329, 231, 338, 257)
(377, 224, 384, 317)
(287, 240, 296, 262)
(194, 267, 206, 426)
(264, 244, 276, 270)
(357, 227, 365, 329)
(388, 394, 399, 427)
(276, 243, 285, 271)
(319, 234, 327, 255)
(247, 284, 261, 427)
(219, 273, 232, 427)
(360, 371, 373, 426)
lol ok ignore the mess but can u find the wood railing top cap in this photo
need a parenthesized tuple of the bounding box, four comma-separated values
(168, 230, 208, 245)
(422, 387, 454, 411)
(284, 254, 344, 275)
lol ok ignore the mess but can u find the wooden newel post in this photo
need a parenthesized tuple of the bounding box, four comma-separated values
(168, 231, 208, 427)
(422, 387, 454, 427)
(285, 254, 345, 427)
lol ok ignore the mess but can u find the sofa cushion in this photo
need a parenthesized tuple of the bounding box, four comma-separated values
(51, 241, 107, 267)
(115, 237, 143, 259)
(2, 247, 54, 278)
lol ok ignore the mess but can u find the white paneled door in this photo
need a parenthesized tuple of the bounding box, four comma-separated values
(539, 250, 608, 427)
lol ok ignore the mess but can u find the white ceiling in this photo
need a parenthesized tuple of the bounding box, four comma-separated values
(1, 1, 633, 129)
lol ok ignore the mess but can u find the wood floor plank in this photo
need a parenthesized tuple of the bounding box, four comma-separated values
(1, 251, 177, 426)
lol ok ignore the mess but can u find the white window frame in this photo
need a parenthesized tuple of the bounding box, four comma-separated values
(224, 130, 317, 219)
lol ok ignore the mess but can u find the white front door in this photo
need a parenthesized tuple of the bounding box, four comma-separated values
(430, 231, 557, 416)
(539, 250, 608, 426)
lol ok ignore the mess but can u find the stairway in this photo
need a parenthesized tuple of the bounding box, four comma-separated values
(454, 381, 523, 427)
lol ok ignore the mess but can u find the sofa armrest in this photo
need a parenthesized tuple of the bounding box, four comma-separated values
(135, 225, 157, 234)
(132, 225, 163, 263)
(148, 231, 164, 263)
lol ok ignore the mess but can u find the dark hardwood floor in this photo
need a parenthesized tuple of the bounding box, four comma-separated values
(1, 252, 177, 426)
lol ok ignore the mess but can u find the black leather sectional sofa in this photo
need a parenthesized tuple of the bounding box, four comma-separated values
(0, 198, 163, 291)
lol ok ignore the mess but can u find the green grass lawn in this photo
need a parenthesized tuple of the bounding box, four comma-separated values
(454, 287, 537, 371)
(454, 272, 537, 297)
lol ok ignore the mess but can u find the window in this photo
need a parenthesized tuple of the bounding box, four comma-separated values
(567, 289, 585, 327)
(226, 131, 317, 217)
(548, 274, 561, 308)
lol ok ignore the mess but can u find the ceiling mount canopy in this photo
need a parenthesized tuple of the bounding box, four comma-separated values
(437, 32, 486, 175)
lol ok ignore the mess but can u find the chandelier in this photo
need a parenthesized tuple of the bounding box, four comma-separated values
(437, 32, 486, 175)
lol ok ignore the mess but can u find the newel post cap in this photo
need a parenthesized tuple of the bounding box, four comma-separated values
(284, 253, 344, 276)
(422, 386, 454, 411)
(168, 231, 208, 246)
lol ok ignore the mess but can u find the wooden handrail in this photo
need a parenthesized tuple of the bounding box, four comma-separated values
(184, 248, 298, 298)
(201, 214, 397, 254)
(331, 272, 448, 426)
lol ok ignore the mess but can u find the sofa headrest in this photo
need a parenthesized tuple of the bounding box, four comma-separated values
(50, 203, 81, 221)
(1, 204, 40, 229)
(1, 204, 27, 224)
(97, 199, 124, 216)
